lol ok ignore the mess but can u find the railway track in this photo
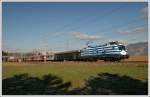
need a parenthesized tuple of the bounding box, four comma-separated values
(3, 60, 148, 65)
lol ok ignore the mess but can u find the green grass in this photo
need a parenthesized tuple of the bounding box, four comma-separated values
(2, 62, 148, 88)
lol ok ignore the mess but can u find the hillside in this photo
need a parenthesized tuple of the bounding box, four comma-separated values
(126, 42, 148, 55)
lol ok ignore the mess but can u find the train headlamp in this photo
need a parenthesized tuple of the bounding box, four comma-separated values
(120, 50, 127, 55)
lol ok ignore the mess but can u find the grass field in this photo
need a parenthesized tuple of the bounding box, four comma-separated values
(3, 61, 148, 88)
(124, 55, 148, 62)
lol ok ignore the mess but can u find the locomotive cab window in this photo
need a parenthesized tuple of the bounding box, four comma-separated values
(118, 45, 126, 50)
(113, 46, 118, 50)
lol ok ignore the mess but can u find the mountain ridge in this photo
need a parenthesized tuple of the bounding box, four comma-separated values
(126, 42, 148, 55)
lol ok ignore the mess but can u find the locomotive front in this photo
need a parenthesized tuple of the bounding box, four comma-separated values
(117, 44, 129, 59)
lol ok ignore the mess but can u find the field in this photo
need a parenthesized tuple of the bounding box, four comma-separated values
(124, 55, 148, 62)
(2, 56, 148, 95)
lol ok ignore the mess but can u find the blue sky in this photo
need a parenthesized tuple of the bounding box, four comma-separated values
(2, 2, 148, 52)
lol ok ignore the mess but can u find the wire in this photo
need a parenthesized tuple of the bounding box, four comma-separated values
(50, 4, 130, 37)
(94, 19, 147, 35)
(41, 3, 145, 51)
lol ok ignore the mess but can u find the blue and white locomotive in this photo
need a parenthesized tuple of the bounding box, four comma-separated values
(80, 41, 129, 61)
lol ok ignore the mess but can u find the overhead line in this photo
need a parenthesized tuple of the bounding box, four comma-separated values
(52, 4, 130, 37)
(94, 18, 147, 35)
(41, 3, 136, 50)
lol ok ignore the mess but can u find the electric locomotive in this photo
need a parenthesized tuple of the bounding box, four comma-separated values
(80, 41, 129, 61)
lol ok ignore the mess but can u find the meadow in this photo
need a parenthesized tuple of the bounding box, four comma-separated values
(3, 61, 148, 88)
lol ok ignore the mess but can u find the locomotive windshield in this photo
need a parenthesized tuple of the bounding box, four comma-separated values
(118, 45, 126, 50)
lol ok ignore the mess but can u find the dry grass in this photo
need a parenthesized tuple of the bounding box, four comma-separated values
(124, 55, 148, 62)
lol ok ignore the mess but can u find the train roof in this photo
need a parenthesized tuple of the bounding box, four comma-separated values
(54, 50, 80, 55)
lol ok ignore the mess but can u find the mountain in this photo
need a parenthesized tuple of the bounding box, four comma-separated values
(126, 42, 148, 55)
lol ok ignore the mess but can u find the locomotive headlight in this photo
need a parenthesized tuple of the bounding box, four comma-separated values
(120, 50, 127, 55)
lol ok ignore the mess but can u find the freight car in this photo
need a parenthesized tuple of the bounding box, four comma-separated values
(54, 50, 81, 61)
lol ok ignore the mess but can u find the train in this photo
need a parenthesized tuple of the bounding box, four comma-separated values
(50, 41, 129, 61)
(2, 41, 129, 62)
(80, 41, 129, 61)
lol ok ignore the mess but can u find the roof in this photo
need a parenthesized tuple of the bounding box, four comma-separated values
(54, 50, 80, 54)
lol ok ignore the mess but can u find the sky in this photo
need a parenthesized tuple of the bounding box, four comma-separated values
(2, 2, 148, 52)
